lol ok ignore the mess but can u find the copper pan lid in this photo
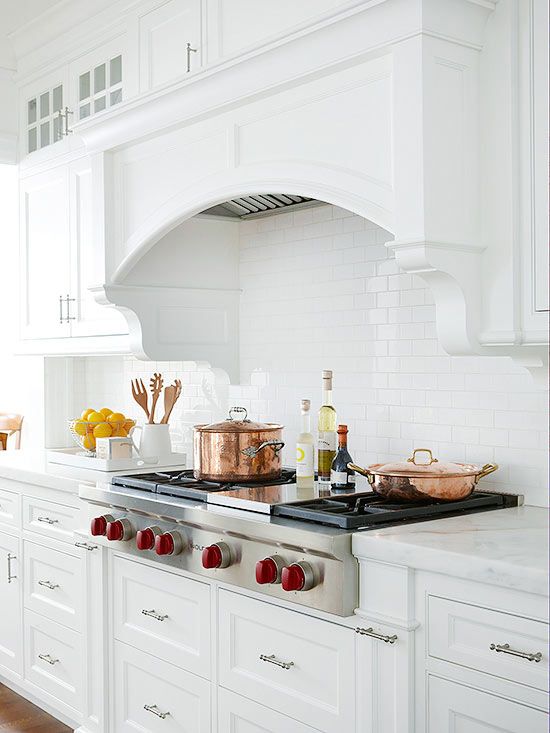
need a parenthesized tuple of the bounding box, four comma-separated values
(195, 406, 283, 433)
(370, 448, 486, 478)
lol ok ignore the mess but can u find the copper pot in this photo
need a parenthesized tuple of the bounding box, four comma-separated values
(194, 407, 284, 481)
(348, 448, 498, 502)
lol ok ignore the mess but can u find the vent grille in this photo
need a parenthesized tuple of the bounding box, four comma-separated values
(201, 194, 314, 219)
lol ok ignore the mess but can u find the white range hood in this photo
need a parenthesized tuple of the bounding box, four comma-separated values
(75, 0, 547, 382)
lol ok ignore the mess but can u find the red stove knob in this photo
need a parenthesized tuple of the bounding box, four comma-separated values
(202, 542, 231, 569)
(281, 561, 316, 592)
(154, 531, 183, 556)
(90, 514, 114, 536)
(106, 518, 134, 542)
(255, 555, 285, 585)
(136, 526, 161, 551)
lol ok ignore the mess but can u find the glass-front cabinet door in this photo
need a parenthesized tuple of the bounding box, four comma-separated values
(20, 67, 69, 157)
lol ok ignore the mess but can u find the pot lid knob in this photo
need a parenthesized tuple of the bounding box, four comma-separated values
(228, 406, 249, 422)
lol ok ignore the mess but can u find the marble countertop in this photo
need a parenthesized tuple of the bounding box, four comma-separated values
(352, 506, 549, 596)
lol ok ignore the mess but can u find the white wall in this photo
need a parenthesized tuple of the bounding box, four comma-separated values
(70, 204, 548, 507)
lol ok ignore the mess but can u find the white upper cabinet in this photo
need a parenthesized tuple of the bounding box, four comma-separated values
(20, 167, 72, 340)
(138, 0, 201, 92)
(69, 39, 125, 125)
(20, 68, 69, 158)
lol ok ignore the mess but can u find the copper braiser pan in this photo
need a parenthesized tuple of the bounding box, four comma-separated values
(348, 448, 498, 502)
(194, 407, 284, 482)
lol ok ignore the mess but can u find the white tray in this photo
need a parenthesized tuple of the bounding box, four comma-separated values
(47, 447, 186, 472)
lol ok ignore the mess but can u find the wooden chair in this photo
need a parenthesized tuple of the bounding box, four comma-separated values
(0, 414, 24, 450)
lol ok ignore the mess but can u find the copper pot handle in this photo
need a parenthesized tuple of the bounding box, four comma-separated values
(475, 463, 499, 482)
(347, 463, 375, 485)
(241, 440, 285, 459)
(229, 406, 250, 422)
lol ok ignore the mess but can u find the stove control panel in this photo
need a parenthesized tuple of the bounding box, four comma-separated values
(202, 542, 231, 569)
(255, 555, 285, 585)
(281, 561, 316, 592)
(136, 526, 162, 551)
(106, 518, 135, 542)
(90, 514, 115, 536)
(155, 531, 184, 556)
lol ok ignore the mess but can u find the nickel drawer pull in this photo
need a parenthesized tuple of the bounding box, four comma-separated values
(142, 609, 168, 622)
(490, 643, 543, 663)
(356, 627, 398, 644)
(144, 704, 170, 719)
(259, 653, 294, 670)
(75, 541, 98, 551)
(38, 653, 59, 665)
(7, 553, 16, 583)
(37, 516, 59, 525)
(38, 580, 60, 590)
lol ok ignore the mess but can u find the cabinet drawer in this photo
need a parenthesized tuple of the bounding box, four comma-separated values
(428, 675, 548, 733)
(219, 688, 321, 733)
(24, 540, 82, 631)
(113, 555, 211, 679)
(0, 486, 20, 528)
(24, 609, 82, 713)
(23, 496, 78, 542)
(428, 596, 548, 691)
(114, 641, 211, 733)
(218, 591, 355, 733)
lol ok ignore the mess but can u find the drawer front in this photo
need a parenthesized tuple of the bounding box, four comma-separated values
(24, 540, 82, 630)
(428, 675, 548, 733)
(428, 596, 549, 691)
(113, 555, 211, 679)
(219, 590, 355, 733)
(23, 496, 78, 542)
(219, 688, 321, 733)
(0, 486, 20, 529)
(24, 609, 82, 712)
(114, 641, 211, 733)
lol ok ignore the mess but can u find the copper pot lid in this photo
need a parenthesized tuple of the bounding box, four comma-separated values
(370, 448, 485, 478)
(195, 406, 283, 433)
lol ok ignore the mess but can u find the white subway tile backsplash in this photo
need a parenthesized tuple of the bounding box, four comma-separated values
(74, 205, 547, 506)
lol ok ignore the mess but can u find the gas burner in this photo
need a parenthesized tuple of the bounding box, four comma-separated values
(111, 468, 297, 502)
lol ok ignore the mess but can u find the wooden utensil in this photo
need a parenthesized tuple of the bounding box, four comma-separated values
(161, 379, 182, 424)
(131, 378, 150, 420)
(148, 372, 164, 423)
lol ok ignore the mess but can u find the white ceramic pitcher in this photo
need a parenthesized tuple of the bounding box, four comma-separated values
(130, 423, 172, 462)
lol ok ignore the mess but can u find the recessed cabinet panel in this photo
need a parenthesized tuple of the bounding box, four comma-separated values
(139, 0, 201, 91)
(217, 0, 352, 60)
(0, 487, 20, 529)
(19, 168, 71, 339)
(428, 676, 548, 733)
(0, 533, 22, 676)
(218, 688, 321, 733)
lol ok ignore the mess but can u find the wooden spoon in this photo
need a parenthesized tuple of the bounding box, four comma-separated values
(131, 378, 150, 420)
(161, 379, 182, 424)
(148, 372, 163, 424)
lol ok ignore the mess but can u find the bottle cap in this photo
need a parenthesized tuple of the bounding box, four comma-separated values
(322, 370, 333, 379)
(337, 424, 348, 434)
(301, 399, 311, 412)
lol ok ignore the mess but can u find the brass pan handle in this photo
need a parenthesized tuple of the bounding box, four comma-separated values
(347, 463, 375, 485)
(475, 463, 499, 482)
(407, 448, 438, 466)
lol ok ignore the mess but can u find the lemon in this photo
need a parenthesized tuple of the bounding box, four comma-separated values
(81, 408, 95, 420)
(87, 411, 104, 423)
(99, 407, 113, 418)
(111, 426, 128, 438)
(82, 434, 96, 451)
(107, 412, 125, 424)
(73, 420, 87, 436)
(93, 422, 113, 439)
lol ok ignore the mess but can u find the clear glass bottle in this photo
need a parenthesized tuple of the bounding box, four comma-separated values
(330, 425, 356, 490)
(317, 370, 337, 483)
(296, 399, 314, 489)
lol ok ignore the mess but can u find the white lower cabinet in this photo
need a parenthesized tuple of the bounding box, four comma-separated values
(218, 590, 355, 733)
(114, 641, 211, 732)
(218, 687, 322, 733)
(0, 532, 22, 677)
(24, 608, 83, 713)
(428, 676, 548, 733)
